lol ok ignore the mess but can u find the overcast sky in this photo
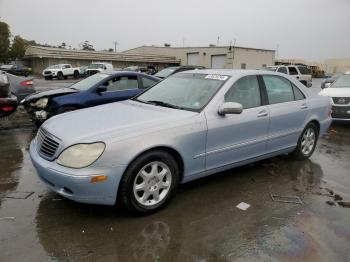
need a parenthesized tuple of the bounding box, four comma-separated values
(0, 0, 349, 61)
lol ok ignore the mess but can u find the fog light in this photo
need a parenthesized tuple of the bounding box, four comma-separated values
(90, 175, 108, 183)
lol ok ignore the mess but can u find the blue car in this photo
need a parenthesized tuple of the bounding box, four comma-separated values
(22, 71, 160, 125)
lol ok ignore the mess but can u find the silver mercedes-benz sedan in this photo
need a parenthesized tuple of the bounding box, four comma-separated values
(30, 70, 332, 214)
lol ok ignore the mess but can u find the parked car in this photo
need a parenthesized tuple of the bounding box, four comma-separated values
(0, 73, 18, 118)
(0, 63, 32, 76)
(22, 71, 160, 125)
(5, 72, 35, 101)
(319, 72, 350, 120)
(42, 64, 81, 80)
(85, 63, 114, 76)
(154, 65, 205, 79)
(29, 69, 331, 215)
(264, 65, 312, 87)
(321, 73, 341, 89)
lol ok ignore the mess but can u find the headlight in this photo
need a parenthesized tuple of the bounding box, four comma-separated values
(57, 143, 105, 169)
(34, 98, 48, 108)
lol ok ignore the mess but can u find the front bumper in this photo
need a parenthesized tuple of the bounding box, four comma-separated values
(331, 106, 350, 120)
(30, 139, 126, 205)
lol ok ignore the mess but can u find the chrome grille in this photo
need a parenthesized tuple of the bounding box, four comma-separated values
(37, 128, 60, 159)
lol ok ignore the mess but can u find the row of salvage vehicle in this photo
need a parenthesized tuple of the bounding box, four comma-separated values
(2, 65, 350, 215)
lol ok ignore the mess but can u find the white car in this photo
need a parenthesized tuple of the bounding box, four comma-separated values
(85, 63, 114, 76)
(319, 72, 350, 121)
(265, 65, 312, 87)
(42, 64, 81, 80)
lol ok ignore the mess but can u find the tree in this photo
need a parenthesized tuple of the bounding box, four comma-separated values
(58, 42, 66, 49)
(80, 40, 94, 51)
(0, 20, 10, 63)
(9, 35, 27, 60)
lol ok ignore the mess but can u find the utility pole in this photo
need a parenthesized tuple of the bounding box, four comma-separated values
(232, 38, 236, 69)
(217, 36, 220, 46)
(113, 41, 118, 52)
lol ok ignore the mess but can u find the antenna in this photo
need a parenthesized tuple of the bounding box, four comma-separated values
(113, 41, 118, 52)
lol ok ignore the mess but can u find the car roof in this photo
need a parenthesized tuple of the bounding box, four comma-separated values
(181, 69, 266, 76)
(101, 70, 161, 80)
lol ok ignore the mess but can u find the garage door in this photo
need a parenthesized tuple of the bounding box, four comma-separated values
(211, 55, 226, 69)
(187, 53, 199, 65)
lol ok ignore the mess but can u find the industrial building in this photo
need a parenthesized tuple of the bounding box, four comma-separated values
(122, 45, 275, 70)
(24, 46, 180, 74)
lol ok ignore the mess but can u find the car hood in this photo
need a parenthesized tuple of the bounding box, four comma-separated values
(43, 100, 199, 144)
(319, 87, 350, 97)
(22, 88, 78, 103)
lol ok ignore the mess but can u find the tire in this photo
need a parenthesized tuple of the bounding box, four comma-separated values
(292, 122, 318, 160)
(57, 72, 64, 80)
(300, 80, 307, 86)
(73, 71, 79, 79)
(56, 106, 77, 115)
(119, 150, 180, 215)
(44, 76, 52, 80)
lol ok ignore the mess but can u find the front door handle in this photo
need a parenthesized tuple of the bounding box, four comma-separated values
(301, 103, 308, 109)
(257, 110, 268, 117)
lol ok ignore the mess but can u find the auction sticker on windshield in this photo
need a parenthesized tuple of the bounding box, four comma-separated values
(205, 74, 229, 81)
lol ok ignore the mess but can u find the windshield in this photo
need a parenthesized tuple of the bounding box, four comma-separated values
(69, 73, 109, 91)
(264, 67, 277, 71)
(88, 64, 104, 69)
(154, 67, 178, 78)
(136, 73, 229, 111)
(332, 74, 350, 88)
(47, 65, 61, 69)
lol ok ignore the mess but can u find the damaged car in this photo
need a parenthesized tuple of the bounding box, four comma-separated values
(30, 70, 332, 215)
(0, 73, 18, 118)
(22, 71, 160, 125)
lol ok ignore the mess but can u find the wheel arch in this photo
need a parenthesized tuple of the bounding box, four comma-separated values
(306, 119, 320, 134)
(122, 145, 185, 183)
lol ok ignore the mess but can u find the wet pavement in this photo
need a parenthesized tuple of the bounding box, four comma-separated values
(0, 80, 350, 262)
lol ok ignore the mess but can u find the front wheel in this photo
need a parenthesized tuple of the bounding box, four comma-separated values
(119, 151, 180, 215)
(292, 123, 318, 160)
(73, 71, 79, 79)
(57, 72, 64, 80)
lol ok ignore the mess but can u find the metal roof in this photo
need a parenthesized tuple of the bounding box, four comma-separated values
(24, 46, 180, 64)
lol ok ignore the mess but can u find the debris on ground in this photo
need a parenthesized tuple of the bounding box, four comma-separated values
(337, 202, 350, 208)
(236, 202, 251, 210)
(270, 194, 303, 204)
(0, 217, 15, 221)
(326, 201, 336, 206)
(5, 191, 34, 199)
(334, 194, 343, 201)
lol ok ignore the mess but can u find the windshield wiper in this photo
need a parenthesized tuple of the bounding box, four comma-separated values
(146, 100, 183, 109)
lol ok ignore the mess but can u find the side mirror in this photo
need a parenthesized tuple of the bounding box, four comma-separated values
(96, 85, 107, 93)
(218, 102, 243, 115)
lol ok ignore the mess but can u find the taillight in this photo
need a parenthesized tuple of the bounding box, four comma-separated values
(20, 80, 34, 87)
(1, 106, 15, 112)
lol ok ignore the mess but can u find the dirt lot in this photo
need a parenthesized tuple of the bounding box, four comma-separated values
(0, 79, 349, 262)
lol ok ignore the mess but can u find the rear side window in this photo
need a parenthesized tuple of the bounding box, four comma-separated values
(298, 66, 311, 75)
(288, 67, 298, 75)
(263, 76, 294, 104)
(106, 76, 139, 91)
(225, 75, 261, 109)
(277, 67, 288, 74)
(142, 77, 158, 89)
(293, 85, 305, 100)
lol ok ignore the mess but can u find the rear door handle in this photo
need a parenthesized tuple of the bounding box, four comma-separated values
(257, 110, 268, 117)
(301, 103, 308, 109)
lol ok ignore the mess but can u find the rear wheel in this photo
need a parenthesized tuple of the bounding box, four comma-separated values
(119, 151, 179, 215)
(292, 123, 318, 160)
(57, 72, 64, 80)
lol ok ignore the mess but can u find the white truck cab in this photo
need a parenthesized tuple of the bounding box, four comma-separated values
(85, 62, 114, 76)
(265, 65, 312, 87)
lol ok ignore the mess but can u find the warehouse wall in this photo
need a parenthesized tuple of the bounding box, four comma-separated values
(122, 46, 275, 69)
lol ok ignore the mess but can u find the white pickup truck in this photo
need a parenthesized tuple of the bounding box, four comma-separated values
(42, 64, 81, 80)
(264, 65, 312, 87)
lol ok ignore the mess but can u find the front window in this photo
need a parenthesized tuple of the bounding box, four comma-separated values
(154, 67, 177, 78)
(136, 73, 229, 111)
(332, 74, 350, 88)
(69, 73, 109, 91)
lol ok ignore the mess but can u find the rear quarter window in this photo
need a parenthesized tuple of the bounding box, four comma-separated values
(298, 66, 311, 75)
